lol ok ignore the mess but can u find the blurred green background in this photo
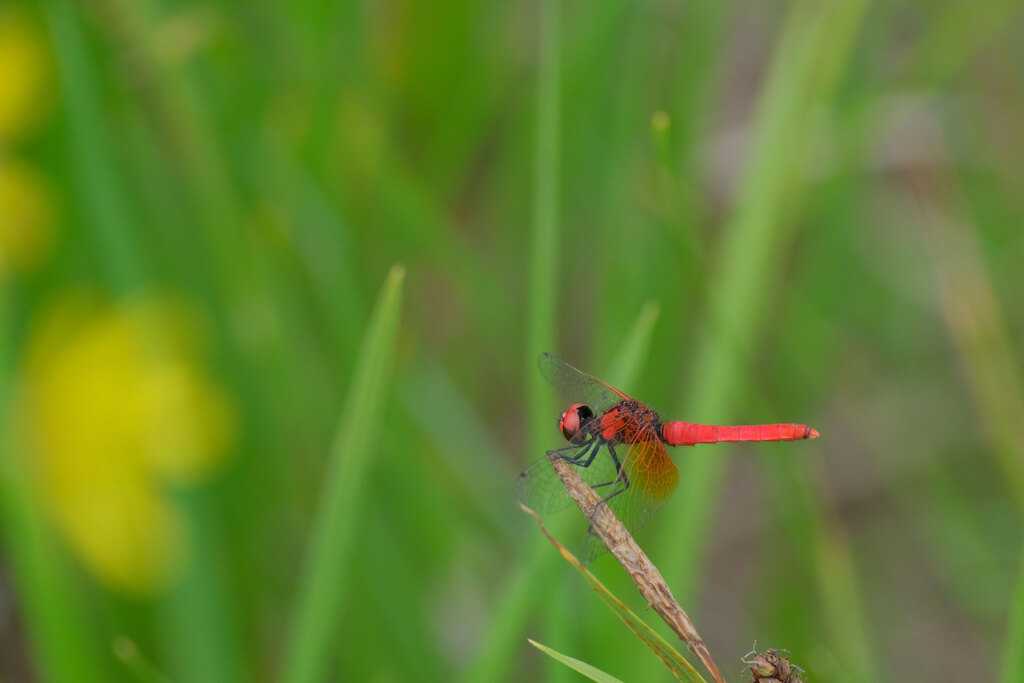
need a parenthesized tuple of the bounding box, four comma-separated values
(2, 0, 1024, 681)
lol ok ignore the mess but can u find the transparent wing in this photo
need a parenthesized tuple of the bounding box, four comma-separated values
(515, 435, 622, 515)
(580, 432, 679, 563)
(538, 353, 630, 415)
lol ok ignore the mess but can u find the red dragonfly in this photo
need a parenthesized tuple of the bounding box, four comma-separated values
(517, 353, 818, 560)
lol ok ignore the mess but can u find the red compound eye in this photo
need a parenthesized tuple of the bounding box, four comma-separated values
(558, 403, 594, 441)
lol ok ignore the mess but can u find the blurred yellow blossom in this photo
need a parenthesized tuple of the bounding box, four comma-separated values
(0, 5, 54, 142)
(0, 157, 56, 274)
(21, 295, 236, 595)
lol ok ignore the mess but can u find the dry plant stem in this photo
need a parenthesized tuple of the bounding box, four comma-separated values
(549, 455, 727, 683)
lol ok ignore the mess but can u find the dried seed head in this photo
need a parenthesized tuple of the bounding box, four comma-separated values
(745, 648, 803, 683)
(750, 655, 775, 676)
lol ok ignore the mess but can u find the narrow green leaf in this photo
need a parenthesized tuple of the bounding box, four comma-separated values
(282, 265, 405, 683)
(157, 491, 244, 683)
(45, 0, 145, 292)
(1000, 545, 1024, 683)
(0, 468, 105, 683)
(640, 3, 869, 680)
(524, 507, 707, 683)
(526, 2, 565, 679)
(526, 0, 561, 462)
(398, 359, 517, 542)
(660, 0, 868, 613)
(604, 301, 660, 387)
(0, 297, 104, 682)
(528, 639, 624, 683)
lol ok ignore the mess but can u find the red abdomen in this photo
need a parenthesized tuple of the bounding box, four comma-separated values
(661, 421, 819, 446)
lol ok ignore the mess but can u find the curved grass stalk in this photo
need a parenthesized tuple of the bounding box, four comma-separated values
(283, 265, 405, 683)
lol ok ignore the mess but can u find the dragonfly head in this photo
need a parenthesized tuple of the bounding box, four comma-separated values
(558, 403, 594, 441)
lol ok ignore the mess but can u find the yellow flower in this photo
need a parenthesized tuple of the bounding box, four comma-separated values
(0, 157, 56, 274)
(21, 295, 236, 595)
(0, 5, 54, 142)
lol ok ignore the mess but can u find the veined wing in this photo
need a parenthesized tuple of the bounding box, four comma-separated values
(515, 434, 623, 516)
(580, 431, 679, 563)
(538, 353, 630, 416)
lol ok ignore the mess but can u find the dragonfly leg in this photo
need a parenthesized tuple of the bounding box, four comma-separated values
(549, 438, 602, 468)
(587, 445, 630, 527)
(590, 445, 628, 493)
(569, 439, 605, 468)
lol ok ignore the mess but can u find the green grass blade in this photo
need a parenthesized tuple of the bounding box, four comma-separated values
(282, 265, 405, 683)
(1000, 545, 1024, 683)
(660, 0, 868, 600)
(45, 0, 144, 292)
(525, 508, 707, 683)
(525, 0, 561, 462)
(604, 301, 660, 387)
(525, 3, 566, 678)
(528, 640, 624, 683)
(460, 549, 557, 683)
(0, 465, 105, 683)
(157, 491, 243, 683)
(636, 2, 867, 679)
(398, 359, 518, 542)
(0, 297, 104, 682)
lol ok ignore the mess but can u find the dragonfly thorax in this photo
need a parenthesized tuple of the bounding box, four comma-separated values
(601, 399, 663, 444)
(558, 403, 595, 441)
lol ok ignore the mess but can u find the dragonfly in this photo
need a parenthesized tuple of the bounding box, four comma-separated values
(516, 353, 819, 561)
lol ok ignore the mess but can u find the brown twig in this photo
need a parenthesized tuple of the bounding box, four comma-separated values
(548, 454, 727, 683)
